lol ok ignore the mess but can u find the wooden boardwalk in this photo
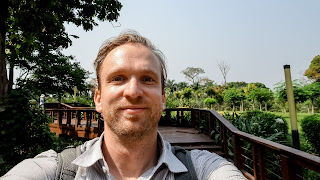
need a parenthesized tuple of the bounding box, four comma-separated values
(45, 103, 320, 180)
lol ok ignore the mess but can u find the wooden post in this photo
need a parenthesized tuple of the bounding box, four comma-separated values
(76, 110, 81, 127)
(165, 109, 171, 125)
(191, 109, 195, 127)
(252, 145, 259, 180)
(257, 145, 267, 180)
(222, 126, 229, 159)
(66, 110, 71, 125)
(58, 110, 63, 126)
(232, 135, 245, 171)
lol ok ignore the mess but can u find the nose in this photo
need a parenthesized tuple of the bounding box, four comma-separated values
(123, 77, 143, 99)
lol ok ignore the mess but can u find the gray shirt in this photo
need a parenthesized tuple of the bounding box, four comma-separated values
(1, 132, 246, 180)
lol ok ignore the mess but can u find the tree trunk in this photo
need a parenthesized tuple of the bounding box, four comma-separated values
(252, 100, 255, 110)
(240, 100, 244, 111)
(311, 100, 314, 115)
(232, 103, 235, 112)
(265, 103, 268, 112)
(8, 63, 13, 91)
(259, 102, 262, 111)
(0, 0, 9, 99)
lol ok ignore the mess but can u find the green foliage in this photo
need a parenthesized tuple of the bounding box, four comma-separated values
(247, 87, 273, 110)
(1, 0, 122, 96)
(204, 98, 216, 108)
(180, 87, 193, 99)
(224, 88, 243, 110)
(274, 81, 309, 104)
(16, 52, 89, 99)
(304, 55, 320, 82)
(223, 111, 288, 144)
(0, 89, 57, 175)
(227, 81, 248, 89)
(301, 114, 320, 155)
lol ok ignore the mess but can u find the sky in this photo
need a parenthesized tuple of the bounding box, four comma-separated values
(62, 0, 320, 89)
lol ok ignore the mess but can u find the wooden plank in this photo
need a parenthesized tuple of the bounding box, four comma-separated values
(158, 126, 214, 145)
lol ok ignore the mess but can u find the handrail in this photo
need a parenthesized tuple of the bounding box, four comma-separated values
(45, 106, 320, 179)
(163, 108, 320, 180)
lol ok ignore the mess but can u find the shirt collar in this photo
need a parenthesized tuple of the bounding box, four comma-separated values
(72, 132, 104, 167)
(156, 132, 188, 173)
(72, 131, 188, 173)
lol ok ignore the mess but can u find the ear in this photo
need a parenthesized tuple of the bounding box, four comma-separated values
(161, 92, 166, 111)
(94, 89, 102, 113)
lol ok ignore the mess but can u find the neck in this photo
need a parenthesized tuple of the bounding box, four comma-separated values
(102, 125, 159, 180)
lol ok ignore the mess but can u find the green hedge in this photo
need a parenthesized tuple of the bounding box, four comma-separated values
(301, 114, 320, 155)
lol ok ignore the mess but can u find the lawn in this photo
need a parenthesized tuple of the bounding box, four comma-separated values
(265, 112, 317, 151)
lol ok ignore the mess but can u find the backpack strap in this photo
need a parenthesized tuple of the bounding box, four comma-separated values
(55, 146, 81, 180)
(172, 146, 198, 180)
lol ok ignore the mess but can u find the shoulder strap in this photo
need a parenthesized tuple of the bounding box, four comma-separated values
(55, 146, 81, 180)
(172, 146, 198, 180)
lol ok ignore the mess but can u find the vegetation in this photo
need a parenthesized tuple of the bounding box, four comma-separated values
(0, 0, 122, 176)
(1, 0, 122, 97)
(301, 114, 320, 155)
(304, 55, 320, 82)
(223, 111, 288, 144)
(0, 89, 56, 175)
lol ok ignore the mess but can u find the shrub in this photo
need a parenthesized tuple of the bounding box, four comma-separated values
(0, 89, 57, 176)
(223, 110, 288, 144)
(301, 114, 320, 155)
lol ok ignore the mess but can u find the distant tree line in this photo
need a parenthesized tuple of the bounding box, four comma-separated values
(167, 56, 320, 114)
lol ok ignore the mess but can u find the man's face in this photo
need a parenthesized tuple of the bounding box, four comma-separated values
(94, 43, 166, 140)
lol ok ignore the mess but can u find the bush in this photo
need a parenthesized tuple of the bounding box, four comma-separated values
(223, 110, 288, 144)
(0, 89, 57, 176)
(301, 114, 320, 155)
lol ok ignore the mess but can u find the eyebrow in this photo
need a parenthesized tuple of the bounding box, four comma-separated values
(105, 67, 161, 79)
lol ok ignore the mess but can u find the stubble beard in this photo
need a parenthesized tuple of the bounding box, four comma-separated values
(104, 103, 162, 144)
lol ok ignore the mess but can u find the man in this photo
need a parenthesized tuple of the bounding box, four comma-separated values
(40, 94, 45, 109)
(1, 31, 246, 180)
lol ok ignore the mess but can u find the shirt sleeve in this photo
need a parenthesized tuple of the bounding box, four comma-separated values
(0, 150, 58, 180)
(190, 150, 247, 180)
(208, 162, 247, 180)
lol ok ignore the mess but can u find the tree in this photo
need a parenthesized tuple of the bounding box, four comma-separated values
(274, 81, 309, 112)
(204, 98, 217, 109)
(302, 82, 320, 114)
(0, 0, 122, 97)
(0, 89, 57, 175)
(217, 60, 231, 86)
(244, 83, 257, 110)
(199, 77, 215, 87)
(304, 55, 320, 82)
(224, 87, 242, 111)
(227, 81, 248, 89)
(165, 79, 177, 93)
(16, 52, 89, 100)
(248, 88, 273, 111)
(176, 81, 188, 91)
(181, 67, 205, 84)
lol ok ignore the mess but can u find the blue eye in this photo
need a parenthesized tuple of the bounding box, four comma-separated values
(142, 77, 154, 82)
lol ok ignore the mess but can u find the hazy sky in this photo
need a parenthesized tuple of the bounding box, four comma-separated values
(63, 0, 320, 89)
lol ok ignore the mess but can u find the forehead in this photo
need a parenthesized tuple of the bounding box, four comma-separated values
(101, 43, 162, 76)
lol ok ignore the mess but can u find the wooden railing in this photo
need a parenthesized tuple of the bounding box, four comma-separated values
(162, 108, 320, 180)
(45, 106, 320, 179)
(46, 108, 103, 139)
